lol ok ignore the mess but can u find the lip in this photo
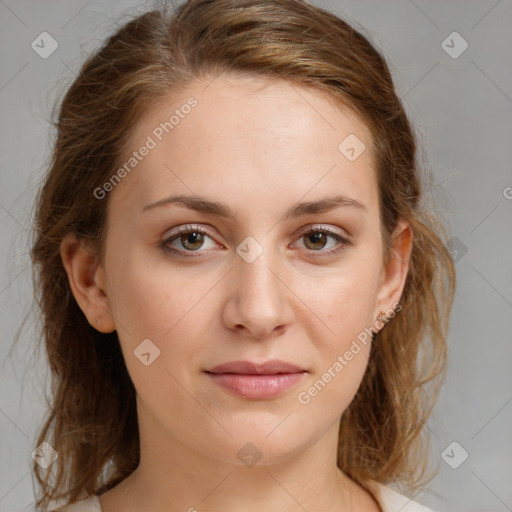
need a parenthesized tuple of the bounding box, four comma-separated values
(205, 360, 307, 400)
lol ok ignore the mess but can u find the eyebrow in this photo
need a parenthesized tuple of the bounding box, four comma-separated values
(142, 193, 367, 219)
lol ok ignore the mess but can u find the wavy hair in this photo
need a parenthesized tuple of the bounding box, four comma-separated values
(30, 0, 456, 509)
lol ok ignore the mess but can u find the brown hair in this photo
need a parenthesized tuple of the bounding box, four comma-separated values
(30, 0, 455, 509)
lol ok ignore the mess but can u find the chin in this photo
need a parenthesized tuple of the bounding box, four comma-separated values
(201, 420, 314, 467)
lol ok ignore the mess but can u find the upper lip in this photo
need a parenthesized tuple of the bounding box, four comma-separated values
(206, 360, 306, 375)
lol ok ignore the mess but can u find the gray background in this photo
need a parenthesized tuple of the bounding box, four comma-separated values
(1, 0, 511, 511)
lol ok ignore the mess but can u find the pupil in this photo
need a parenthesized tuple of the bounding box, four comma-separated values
(307, 232, 326, 249)
(184, 232, 203, 249)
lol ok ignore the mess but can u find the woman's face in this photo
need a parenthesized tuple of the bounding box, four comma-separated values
(87, 73, 411, 466)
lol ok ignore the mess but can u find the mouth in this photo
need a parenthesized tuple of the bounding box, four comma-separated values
(204, 360, 307, 400)
(206, 359, 306, 375)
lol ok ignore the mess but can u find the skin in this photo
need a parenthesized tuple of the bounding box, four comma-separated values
(61, 72, 412, 512)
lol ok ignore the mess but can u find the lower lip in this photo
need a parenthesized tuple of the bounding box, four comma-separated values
(206, 372, 306, 400)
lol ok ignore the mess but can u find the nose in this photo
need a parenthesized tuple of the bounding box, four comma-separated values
(221, 243, 294, 341)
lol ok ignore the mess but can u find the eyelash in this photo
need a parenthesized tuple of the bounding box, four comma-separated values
(160, 224, 352, 259)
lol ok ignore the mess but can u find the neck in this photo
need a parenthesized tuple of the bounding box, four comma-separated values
(100, 407, 365, 512)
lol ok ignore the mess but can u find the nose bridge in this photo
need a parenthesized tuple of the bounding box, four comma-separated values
(228, 233, 292, 336)
(235, 234, 282, 300)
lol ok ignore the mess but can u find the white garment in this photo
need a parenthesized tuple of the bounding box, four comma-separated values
(50, 480, 435, 512)
(367, 480, 435, 511)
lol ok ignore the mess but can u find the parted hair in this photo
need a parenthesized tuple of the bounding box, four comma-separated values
(30, 0, 456, 509)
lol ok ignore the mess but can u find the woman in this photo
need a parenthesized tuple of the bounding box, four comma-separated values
(31, 0, 455, 511)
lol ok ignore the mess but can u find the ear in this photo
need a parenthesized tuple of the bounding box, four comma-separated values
(374, 217, 413, 322)
(60, 233, 116, 333)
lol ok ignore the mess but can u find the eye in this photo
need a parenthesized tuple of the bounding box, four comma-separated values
(294, 225, 352, 258)
(160, 225, 220, 257)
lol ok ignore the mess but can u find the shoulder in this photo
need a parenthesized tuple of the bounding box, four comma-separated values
(48, 495, 102, 512)
(366, 480, 436, 512)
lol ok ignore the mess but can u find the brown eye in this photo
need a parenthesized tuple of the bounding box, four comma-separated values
(303, 231, 329, 250)
(161, 225, 219, 256)
(180, 230, 205, 250)
(296, 226, 352, 258)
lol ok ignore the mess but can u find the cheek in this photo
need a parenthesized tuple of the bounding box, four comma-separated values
(292, 251, 381, 405)
(299, 250, 382, 345)
(105, 242, 214, 339)
(104, 243, 223, 392)
(295, 344, 371, 439)
(294, 278, 377, 423)
(104, 246, 211, 399)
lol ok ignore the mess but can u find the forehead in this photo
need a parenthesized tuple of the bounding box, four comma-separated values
(110, 73, 378, 221)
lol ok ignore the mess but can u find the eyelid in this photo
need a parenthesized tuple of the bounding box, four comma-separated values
(296, 223, 351, 241)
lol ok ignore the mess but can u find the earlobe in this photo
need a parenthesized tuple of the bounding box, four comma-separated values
(60, 233, 116, 333)
(374, 217, 413, 322)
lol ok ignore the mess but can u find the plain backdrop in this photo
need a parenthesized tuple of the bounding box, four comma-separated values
(1, 0, 511, 511)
